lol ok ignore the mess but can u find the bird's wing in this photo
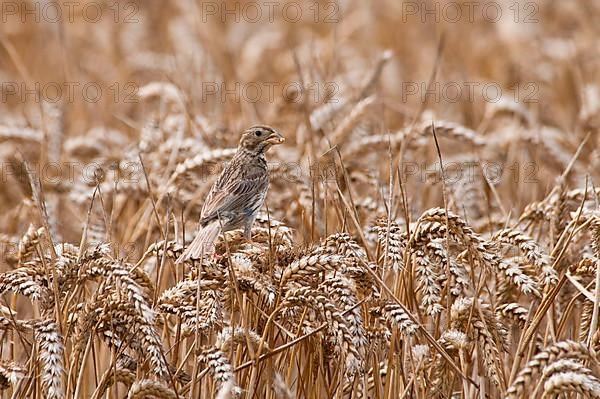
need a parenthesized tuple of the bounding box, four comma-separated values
(200, 164, 268, 225)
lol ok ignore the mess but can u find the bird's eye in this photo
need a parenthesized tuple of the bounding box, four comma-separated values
(255, 130, 262, 137)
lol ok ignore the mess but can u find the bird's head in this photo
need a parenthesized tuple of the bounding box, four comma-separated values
(239, 125, 285, 153)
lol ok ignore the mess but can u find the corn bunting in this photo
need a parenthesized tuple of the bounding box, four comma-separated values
(176, 125, 285, 262)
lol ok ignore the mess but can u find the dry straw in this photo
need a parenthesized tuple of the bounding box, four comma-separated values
(0, 1, 598, 398)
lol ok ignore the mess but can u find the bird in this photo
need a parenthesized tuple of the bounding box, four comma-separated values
(176, 125, 285, 263)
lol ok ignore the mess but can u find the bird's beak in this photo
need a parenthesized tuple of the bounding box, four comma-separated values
(266, 132, 285, 145)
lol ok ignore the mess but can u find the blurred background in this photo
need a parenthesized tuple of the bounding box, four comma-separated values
(0, 0, 598, 247)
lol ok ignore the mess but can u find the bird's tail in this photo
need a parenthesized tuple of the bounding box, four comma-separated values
(175, 221, 221, 263)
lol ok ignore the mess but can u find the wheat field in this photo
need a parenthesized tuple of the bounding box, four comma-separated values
(0, 0, 599, 398)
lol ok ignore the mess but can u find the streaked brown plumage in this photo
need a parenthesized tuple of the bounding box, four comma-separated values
(176, 125, 285, 262)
